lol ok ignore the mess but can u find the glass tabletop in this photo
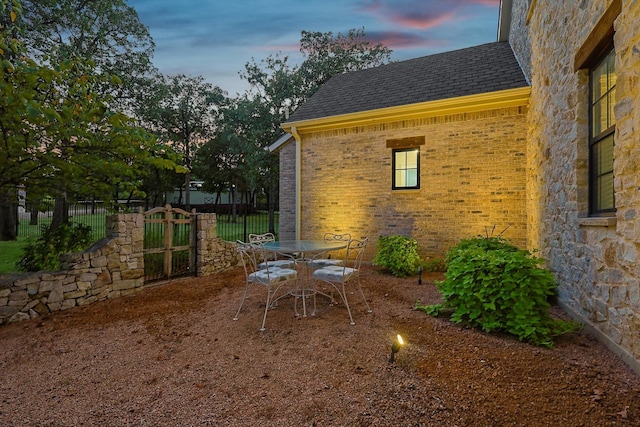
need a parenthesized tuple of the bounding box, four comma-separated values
(263, 240, 347, 253)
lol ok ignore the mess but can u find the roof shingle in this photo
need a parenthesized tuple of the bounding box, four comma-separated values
(285, 42, 528, 123)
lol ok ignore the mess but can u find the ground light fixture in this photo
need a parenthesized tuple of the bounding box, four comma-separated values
(389, 334, 405, 363)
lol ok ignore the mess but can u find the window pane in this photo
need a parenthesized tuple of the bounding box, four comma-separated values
(607, 86, 616, 129)
(406, 150, 418, 168)
(592, 99, 603, 136)
(597, 135, 614, 174)
(395, 152, 406, 169)
(608, 50, 616, 87)
(597, 172, 614, 210)
(406, 169, 418, 187)
(592, 61, 606, 102)
(395, 170, 405, 187)
(592, 134, 614, 212)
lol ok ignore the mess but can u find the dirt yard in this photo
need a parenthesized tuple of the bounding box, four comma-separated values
(1, 265, 639, 426)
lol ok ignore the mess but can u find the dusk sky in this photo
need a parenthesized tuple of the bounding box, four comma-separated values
(127, 0, 502, 95)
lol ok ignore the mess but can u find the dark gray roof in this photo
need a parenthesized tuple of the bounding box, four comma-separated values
(285, 42, 528, 123)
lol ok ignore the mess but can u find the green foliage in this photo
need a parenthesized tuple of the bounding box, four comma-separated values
(372, 235, 423, 277)
(0, 1, 182, 207)
(17, 223, 94, 272)
(415, 236, 579, 347)
(21, 0, 157, 113)
(422, 257, 446, 273)
(0, 238, 28, 274)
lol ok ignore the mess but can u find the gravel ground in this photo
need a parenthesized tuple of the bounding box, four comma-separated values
(1, 265, 639, 426)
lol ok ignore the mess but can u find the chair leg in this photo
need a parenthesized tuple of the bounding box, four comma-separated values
(260, 288, 273, 332)
(233, 284, 252, 321)
(355, 277, 372, 313)
(338, 282, 356, 326)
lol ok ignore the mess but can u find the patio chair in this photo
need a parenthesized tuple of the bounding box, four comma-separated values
(311, 237, 371, 325)
(306, 232, 351, 270)
(248, 233, 297, 270)
(233, 241, 298, 331)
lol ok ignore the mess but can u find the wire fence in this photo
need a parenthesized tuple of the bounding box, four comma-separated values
(17, 200, 278, 243)
(17, 200, 111, 240)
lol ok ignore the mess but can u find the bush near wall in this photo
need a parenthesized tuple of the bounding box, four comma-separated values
(416, 236, 579, 347)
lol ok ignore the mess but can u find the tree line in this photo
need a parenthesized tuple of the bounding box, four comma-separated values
(0, 0, 392, 240)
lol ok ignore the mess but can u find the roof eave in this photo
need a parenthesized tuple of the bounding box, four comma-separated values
(268, 132, 294, 153)
(281, 86, 531, 135)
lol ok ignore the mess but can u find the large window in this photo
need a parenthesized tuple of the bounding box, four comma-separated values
(393, 148, 420, 190)
(589, 47, 616, 215)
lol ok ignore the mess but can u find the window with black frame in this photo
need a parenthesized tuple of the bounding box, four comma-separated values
(392, 148, 420, 190)
(589, 46, 616, 215)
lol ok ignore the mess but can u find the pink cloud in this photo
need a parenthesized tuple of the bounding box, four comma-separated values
(366, 31, 435, 49)
(389, 11, 458, 30)
(465, 0, 499, 6)
(357, 0, 497, 30)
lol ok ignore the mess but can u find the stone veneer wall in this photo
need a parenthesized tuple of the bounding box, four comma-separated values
(296, 106, 529, 261)
(0, 212, 238, 325)
(516, 0, 640, 371)
(196, 213, 238, 275)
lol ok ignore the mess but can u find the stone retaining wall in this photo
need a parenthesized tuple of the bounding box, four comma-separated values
(0, 212, 238, 325)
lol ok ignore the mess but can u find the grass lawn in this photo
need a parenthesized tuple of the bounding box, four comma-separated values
(0, 238, 29, 274)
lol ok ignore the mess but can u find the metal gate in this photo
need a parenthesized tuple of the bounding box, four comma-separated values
(143, 205, 196, 282)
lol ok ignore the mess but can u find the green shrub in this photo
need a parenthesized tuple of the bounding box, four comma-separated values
(17, 223, 94, 272)
(372, 235, 423, 277)
(422, 257, 446, 273)
(415, 236, 579, 347)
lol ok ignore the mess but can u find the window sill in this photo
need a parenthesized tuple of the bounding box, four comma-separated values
(578, 217, 616, 227)
(392, 188, 421, 193)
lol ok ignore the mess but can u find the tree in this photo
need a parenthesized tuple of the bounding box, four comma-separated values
(198, 28, 392, 232)
(241, 28, 392, 115)
(193, 95, 279, 225)
(0, 0, 181, 240)
(20, 0, 156, 112)
(296, 28, 392, 99)
(138, 74, 227, 210)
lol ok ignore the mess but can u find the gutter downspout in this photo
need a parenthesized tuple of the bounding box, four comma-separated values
(497, 0, 512, 42)
(290, 126, 301, 240)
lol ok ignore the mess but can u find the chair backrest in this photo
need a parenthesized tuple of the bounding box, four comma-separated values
(249, 233, 276, 244)
(344, 237, 368, 269)
(323, 232, 351, 243)
(321, 233, 351, 260)
(237, 241, 259, 276)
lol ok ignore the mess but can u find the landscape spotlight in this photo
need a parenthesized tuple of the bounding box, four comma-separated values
(389, 334, 405, 363)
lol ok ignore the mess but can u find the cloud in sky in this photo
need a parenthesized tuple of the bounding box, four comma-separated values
(128, 0, 500, 95)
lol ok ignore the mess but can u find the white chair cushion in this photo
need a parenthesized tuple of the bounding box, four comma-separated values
(249, 267, 297, 285)
(312, 267, 357, 282)
(307, 258, 344, 268)
(258, 259, 296, 270)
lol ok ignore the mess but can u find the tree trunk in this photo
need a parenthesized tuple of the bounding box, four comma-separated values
(0, 187, 18, 241)
(29, 199, 40, 225)
(184, 172, 191, 211)
(51, 195, 68, 231)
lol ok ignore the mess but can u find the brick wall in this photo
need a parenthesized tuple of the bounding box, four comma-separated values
(278, 140, 297, 240)
(295, 106, 529, 261)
